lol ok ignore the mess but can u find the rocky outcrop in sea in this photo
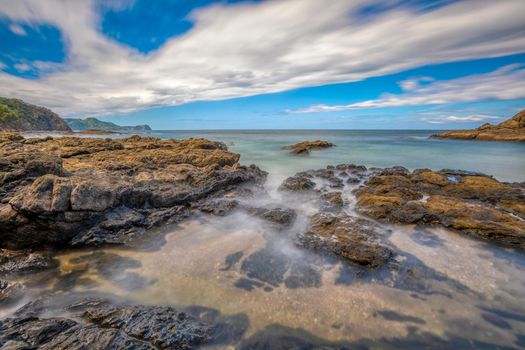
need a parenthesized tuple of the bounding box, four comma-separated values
(433, 108, 525, 142)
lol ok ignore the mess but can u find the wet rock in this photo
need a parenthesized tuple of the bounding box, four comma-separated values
(235, 278, 264, 291)
(0, 299, 212, 349)
(299, 212, 394, 268)
(0, 135, 266, 249)
(220, 251, 243, 271)
(356, 168, 525, 248)
(68, 251, 141, 279)
(335, 163, 367, 174)
(3, 293, 249, 349)
(246, 207, 297, 226)
(0, 280, 24, 305)
(279, 174, 315, 191)
(199, 199, 239, 216)
(321, 191, 344, 209)
(240, 247, 290, 287)
(282, 140, 334, 155)
(0, 249, 57, 275)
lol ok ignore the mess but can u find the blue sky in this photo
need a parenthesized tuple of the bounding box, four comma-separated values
(0, 0, 524, 129)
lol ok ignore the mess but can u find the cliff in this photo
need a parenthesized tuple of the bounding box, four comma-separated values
(0, 97, 71, 131)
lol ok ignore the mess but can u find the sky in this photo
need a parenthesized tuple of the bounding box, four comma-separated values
(0, 0, 524, 130)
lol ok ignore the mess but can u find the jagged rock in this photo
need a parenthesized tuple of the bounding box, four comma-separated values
(199, 199, 239, 216)
(246, 207, 297, 226)
(0, 135, 267, 248)
(282, 140, 334, 155)
(299, 212, 394, 268)
(0, 280, 24, 305)
(356, 168, 525, 248)
(279, 174, 315, 191)
(321, 191, 343, 209)
(0, 249, 57, 275)
(2, 295, 247, 349)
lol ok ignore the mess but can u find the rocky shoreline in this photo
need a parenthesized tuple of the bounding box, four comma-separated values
(0, 133, 266, 249)
(1, 133, 524, 348)
(433, 108, 525, 142)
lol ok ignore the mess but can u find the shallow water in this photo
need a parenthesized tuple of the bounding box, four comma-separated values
(10, 130, 525, 348)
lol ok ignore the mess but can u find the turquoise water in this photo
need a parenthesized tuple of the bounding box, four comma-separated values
(141, 130, 524, 184)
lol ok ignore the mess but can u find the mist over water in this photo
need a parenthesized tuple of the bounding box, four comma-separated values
(12, 129, 525, 348)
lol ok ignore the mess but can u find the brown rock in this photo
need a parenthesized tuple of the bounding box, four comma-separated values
(433, 108, 525, 142)
(0, 135, 266, 249)
(300, 212, 394, 268)
(282, 140, 334, 155)
(356, 168, 525, 248)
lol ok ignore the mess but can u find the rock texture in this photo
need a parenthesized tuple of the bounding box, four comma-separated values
(433, 108, 525, 141)
(0, 134, 266, 248)
(0, 249, 57, 275)
(356, 167, 525, 248)
(282, 140, 334, 154)
(300, 212, 394, 268)
(0, 97, 71, 131)
(0, 298, 213, 349)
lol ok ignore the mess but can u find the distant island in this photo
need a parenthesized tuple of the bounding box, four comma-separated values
(433, 108, 524, 142)
(0, 97, 71, 131)
(0, 97, 152, 132)
(65, 117, 152, 131)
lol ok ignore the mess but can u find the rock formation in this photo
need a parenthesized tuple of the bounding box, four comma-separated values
(433, 108, 525, 141)
(0, 134, 266, 249)
(282, 140, 334, 154)
(356, 167, 525, 248)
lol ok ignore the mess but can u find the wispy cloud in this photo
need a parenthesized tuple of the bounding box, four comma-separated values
(0, 0, 524, 116)
(8, 23, 26, 36)
(290, 64, 525, 113)
(421, 114, 501, 124)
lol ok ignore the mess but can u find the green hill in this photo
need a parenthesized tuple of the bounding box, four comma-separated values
(65, 117, 152, 131)
(0, 97, 71, 131)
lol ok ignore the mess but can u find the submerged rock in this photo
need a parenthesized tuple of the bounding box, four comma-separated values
(282, 140, 334, 155)
(356, 168, 525, 248)
(300, 212, 394, 268)
(0, 135, 267, 249)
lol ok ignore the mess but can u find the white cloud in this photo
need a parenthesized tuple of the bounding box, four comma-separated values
(8, 23, 26, 36)
(291, 64, 525, 113)
(421, 114, 501, 124)
(0, 0, 524, 116)
(14, 63, 31, 72)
